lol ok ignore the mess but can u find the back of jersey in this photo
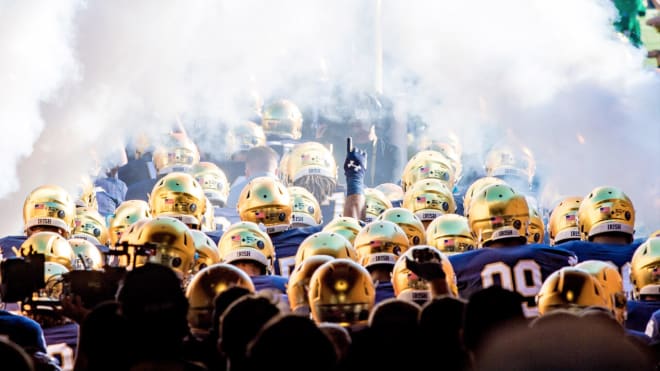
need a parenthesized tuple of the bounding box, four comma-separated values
(560, 240, 641, 299)
(449, 244, 577, 318)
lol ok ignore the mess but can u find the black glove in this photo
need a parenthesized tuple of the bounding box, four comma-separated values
(344, 137, 367, 196)
(405, 256, 446, 281)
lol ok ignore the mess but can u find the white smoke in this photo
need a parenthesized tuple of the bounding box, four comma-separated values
(0, 0, 658, 237)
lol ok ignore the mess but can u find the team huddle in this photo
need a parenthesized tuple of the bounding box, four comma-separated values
(0, 98, 658, 370)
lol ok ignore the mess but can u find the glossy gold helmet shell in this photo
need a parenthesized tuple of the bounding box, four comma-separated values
(286, 141, 337, 184)
(536, 267, 610, 316)
(374, 183, 404, 205)
(237, 176, 292, 233)
(189, 230, 220, 274)
(23, 184, 76, 237)
(217, 221, 275, 274)
(149, 172, 207, 229)
(630, 237, 660, 300)
(364, 188, 393, 222)
(289, 186, 322, 227)
(294, 231, 358, 268)
(43, 262, 69, 301)
(527, 205, 545, 244)
(108, 200, 151, 247)
(401, 150, 455, 192)
(578, 186, 635, 242)
(287, 255, 333, 314)
(151, 132, 200, 174)
(18, 231, 75, 270)
(402, 179, 456, 222)
(192, 162, 230, 208)
(116, 219, 151, 269)
(468, 184, 529, 247)
(353, 220, 410, 268)
(547, 196, 581, 246)
(230, 121, 266, 152)
(426, 214, 475, 254)
(484, 143, 535, 187)
(185, 263, 255, 334)
(308, 259, 375, 327)
(391, 245, 458, 304)
(462, 176, 506, 217)
(133, 216, 196, 277)
(71, 207, 109, 246)
(377, 207, 426, 246)
(322, 216, 363, 245)
(69, 238, 104, 271)
(262, 99, 303, 140)
(575, 260, 626, 324)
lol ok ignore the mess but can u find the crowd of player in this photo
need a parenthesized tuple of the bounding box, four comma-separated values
(0, 97, 658, 370)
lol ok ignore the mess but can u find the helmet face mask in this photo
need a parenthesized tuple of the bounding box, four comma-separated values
(575, 260, 626, 324)
(69, 238, 104, 271)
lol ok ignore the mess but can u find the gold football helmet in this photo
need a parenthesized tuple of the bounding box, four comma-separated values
(484, 142, 536, 188)
(185, 263, 255, 335)
(364, 188, 393, 222)
(261, 99, 303, 140)
(151, 131, 200, 174)
(426, 213, 475, 254)
(547, 196, 582, 246)
(189, 230, 220, 274)
(402, 179, 456, 223)
(23, 184, 76, 237)
(294, 231, 358, 268)
(237, 176, 292, 233)
(374, 183, 404, 205)
(149, 172, 207, 229)
(322, 216, 363, 245)
(192, 162, 230, 208)
(577, 186, 635, 242)
(527, 205, 545, 244)
(419, 136, 463, 183)
(308, 259, 376, 327)
(108, 200, 151, 247)
(468, 184, 529, 247)
(353, 220, 410, 268)
(286, 142, 338, 184)
(287, 255, 334, 314)
(391, 245, 458, 304)
(217, 221, 276, 274)
(630, 237, 660, 299)
(230, 121, 266, 152)
(401, 150, 455, 191)
(69, 238, 104, 271)
(18, 231, 75, 270)
(289, 186, 322, 227)
(536, 267, 610, 316)
(462, 176, 506, 217)
(575, 260, 626, 324)
(71, 207, 109, 246)
(133, 216, 196, 277)
(377, 207, 427, 246)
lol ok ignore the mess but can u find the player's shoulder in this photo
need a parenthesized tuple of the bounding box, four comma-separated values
(0, 235, 27, 258)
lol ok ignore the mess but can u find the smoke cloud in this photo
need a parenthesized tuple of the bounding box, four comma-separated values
(0, 0, 658, 236)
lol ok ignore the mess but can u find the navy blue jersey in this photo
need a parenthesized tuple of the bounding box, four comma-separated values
(375, 281, 395, 304)
(0, 310, 47, 353)
(560, 240, 642, 298)
(448, 244, 577, 317)
(44, 322, 78, 371)
(270, 225, 322, 277)
(94, 176, 127, 217)
(626, 300, 660, 332)
(0, 235, 27, 259)
(124, 178, 158, 202)
(251, 275, 288, 294)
